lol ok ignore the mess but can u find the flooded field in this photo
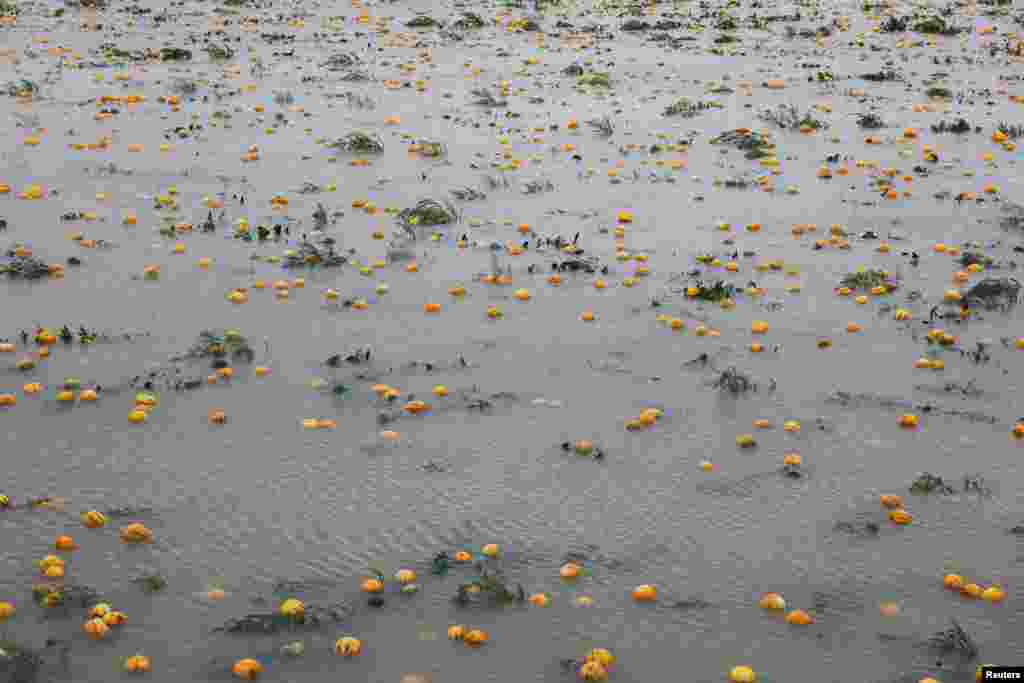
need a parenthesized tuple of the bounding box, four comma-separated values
(1, 0, 1024, 680)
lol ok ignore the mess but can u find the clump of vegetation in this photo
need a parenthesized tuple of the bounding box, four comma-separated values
(710, 129, 773, 159)
(879, 15, 908, 32)
(450, 186, 486, 202)
(205, 44, 235, 61)
(470, 88, 507, 107)
(322, 53, 359, 70)
(688, 279, 736, 302)
(215, 603, 350, 634)
(759, 104, 827, 131)
(840, 269, 899, 292)
(283, 240, 347, 269)
(965, 277, 1020, 310)
(1, 252, 51, 280)
(913, 15, 962, 35)
(185, 330, 255, 363)
(711, 367, 755, 394)
(452, 12, 484, 29)
(160, 47, 193, 62)
(578, 72, 611, 88)
(452, 566, 525, 608)
(959, 252, 994, 269)
(714, 33, 738, 44)
(0, 0, 18, 14)
(586, 116, 615, 138)
(329, 131, 384, 154)
(857, 113, 886, 129)
(926, 86, 953, 99)
(397, 199, 459, 235)
(715, 13, 738, 30)
(134, 573, 167, 594)
(909, 472, 955, 495)
(931, 118, 972, 134)
(406, 15, 437, 28)
(861, 70, 901, 82)
(928, 619, 979, 659)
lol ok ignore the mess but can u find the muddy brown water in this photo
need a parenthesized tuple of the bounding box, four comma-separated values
(1, 0, 1023, 680)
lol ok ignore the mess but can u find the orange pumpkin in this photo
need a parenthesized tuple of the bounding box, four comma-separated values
(632, 584, 657, 602)
(83, 618, 110, 639)
(335, 636, 362, 656)
(54, 535, 77, 551)
(124, 654, 152, 674)
(785, 609, 813, 625)
(81, 510, 107, 528)
(119, 523, 153, 544)
(232, 658, 263, 680)
(463, 629, 488, 646)
(361, 578, 384, 593)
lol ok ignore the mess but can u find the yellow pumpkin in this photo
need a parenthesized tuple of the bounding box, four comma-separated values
(943, 574, 964, 590)
(463, 629, 488, 646)
(481, 543, 499, 558)
(888, 509, 912, 525)
(578, 660, 608, 681)
(730, 666, 757, 683)
(55, 535, 77, 551)
(81, 510, 107, 528)
(395, 569, 417, 585)
(586, 649, 615, 667)
(119, 523, 153, 544)
(0, 602, 15, 619)
(759, 593, 786, 610)
(447, 625, 466, 640)
(335, 636, 362, 656)
(279, 598, 304, 618)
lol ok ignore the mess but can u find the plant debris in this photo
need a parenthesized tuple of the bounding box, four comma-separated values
(329, 132, 384, 154)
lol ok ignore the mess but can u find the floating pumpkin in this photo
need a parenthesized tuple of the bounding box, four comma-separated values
(279, 598, 304, 618)
(759, 593, 786, 610)
(528, 593, 550, 607)
(54, 535, 77, 551)
(232, 658, 263, 680)
(962, 583, 982, 599)
(447, 625, 466, 640)
(586, 648, 615, 667)
(943, 574, 964, 590)
(898, 414, 918, 428)
(120, 523, 153, 544)
(632, 584, 657, 602)
(888, 509, 912, 525)
(124, 654, 151, 674)
(578, 660, 608, 681)
(730, 666, 757, 683)
(463, 629, 488, 646)
(103, 610, 127, 626)
(981, 586, 1005, 602)
(573, 440, 593, 456)
(879, 495, 904, 509)
(83, 617, 110, 639)
(81, 510, 106, 528)
(0, 602, 14, 619)
(785, 609, 813, 625)
(361, 578, 384, 593)
(560, 563, 581, 579)
(395, 569, 417, 585)
(335, 636, 362, 656)
(454, 551, 472, 563)
(481, 543, 499, 558)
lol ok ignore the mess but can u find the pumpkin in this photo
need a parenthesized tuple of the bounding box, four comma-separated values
(0, 601, 14, 619)
(879, 495, 903, 510)
(962, 583, 982, 598)
(736, 434, 756, 448)
(785, 609, 813, 625)
(56, 391, 74, 403)
(79, 389, 98, 402)
(447, 625, 466, 641)
(81, 510, 107, 528)
(39, 555, 64, 573)
(586, 649, 615, 667)
(55, 535, 77, 551)
(279, 598, 304, 618)
(23, 383, 42, 394)
(206, 588, 226, 602)
(513, 288, 530, 301)
(580, 311, 595, 322)
(782, 453, 802, 466)
(751, 321, 769, 334)
(208, 410, 227, 425)
(942, 574, 964, 590)
(128, 410, 147, 424)
(120, 523, 153, 544)
(83, 617, 110, 639)
(232, 658, 263, 680)
(528, 593, 550, 607)
(981, 586, 1005, 602)
(759, 593, 786, 610)
(560, 563, 581, 579)
(361, 578, 384, 593)
(573, 440, 593, 456)
(888, 509, 912, 525)
(404, 400, 428, 415)
(463, 629, 488, 646)
(395, 569, 417, 585)
(632, 584, 657, 602)
(481, 543, 499, 558)
(730, 666, 757, 683)
(423, 303, 441, 313)
(124, 654, 151, 674)
(454, 551, 472, 563)
(898, 414, 918, 428)
(103, 610, 127, 625)
(335, 636, 362, 656)
(0, 394, 15, 407)
(578, 660, 608, 681)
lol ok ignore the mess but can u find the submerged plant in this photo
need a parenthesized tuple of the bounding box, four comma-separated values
(396, 199, 459, 237)
(663, 97, 721, 118)
(840, 269, 898, 292)
(586, 116, 615, 138)
(578, 72, 611, 88)
(329, 131, 384, 154)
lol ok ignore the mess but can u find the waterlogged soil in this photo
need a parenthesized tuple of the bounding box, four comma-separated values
(1, 0, 1024, 681)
